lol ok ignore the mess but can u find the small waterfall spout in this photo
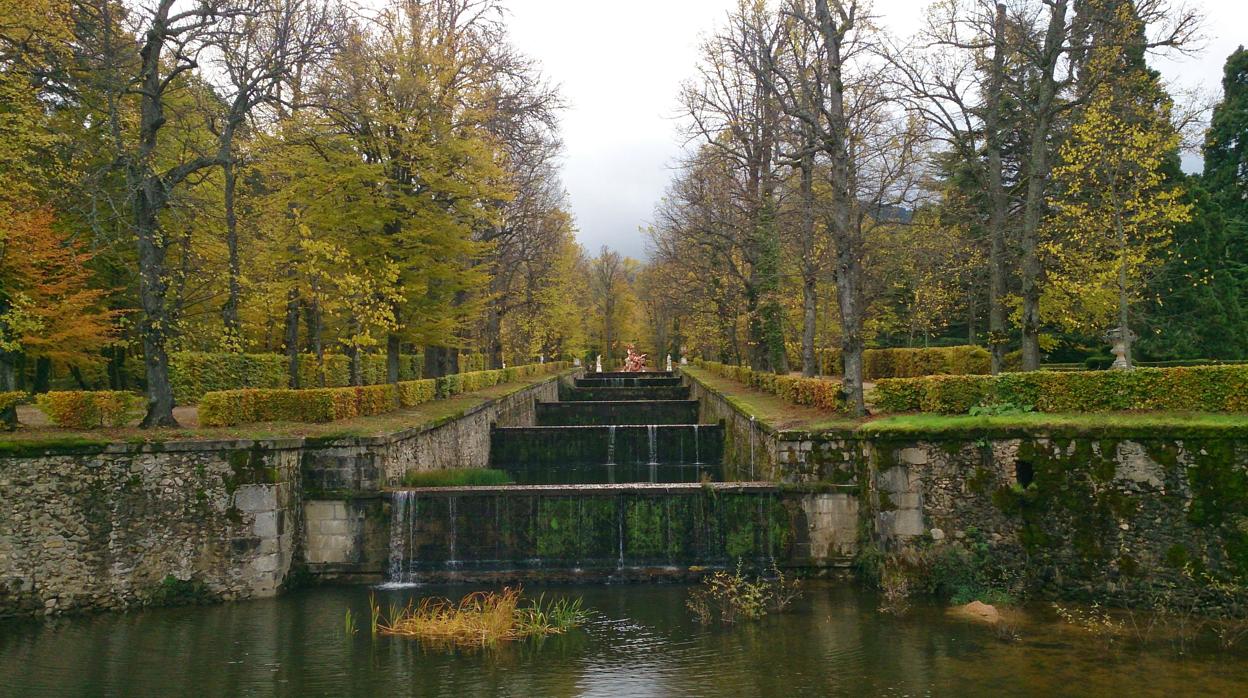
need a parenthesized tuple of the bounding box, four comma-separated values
(606, 425, 616, 465)
(693, 425, 701, 465)
(387, 491, 419, 584)
(647, 425, 658, 465)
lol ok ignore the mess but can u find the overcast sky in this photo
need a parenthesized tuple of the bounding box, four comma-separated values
(504, 0, 1248, 260)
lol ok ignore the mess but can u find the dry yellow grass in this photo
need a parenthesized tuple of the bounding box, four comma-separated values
(374, 588, 585, 647)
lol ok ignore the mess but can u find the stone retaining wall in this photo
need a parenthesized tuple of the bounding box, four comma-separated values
(0, 371, 576, 616)
(302, 372, 564, 495)
(0, 440, 302, 617)
(685, 368, 1248, 604)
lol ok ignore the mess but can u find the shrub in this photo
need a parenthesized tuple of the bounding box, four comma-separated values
(862, 346, 991, 380)
(397, 379, 437, 408)
(804, 346, 990, 378)
(872, 364, 1248, 414)
(170, 351, 427, 403)
(35, 390, 143, 428)
(1, 391, 26, 429)
(694, 360, 845, 412)
(200, 362, 567, 426)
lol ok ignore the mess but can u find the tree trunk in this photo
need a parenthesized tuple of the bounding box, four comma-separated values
(1116, 208, 1133, 367)
(835, 236, 866, 416)
(283, 287, 300, 388)
(986, 2, 1009, 374)
(221, 157, 242, 346)
(135, 191, 179, 427)
(485, 304, 504, 369)
(107, 345, 126, 390)
(800, 150, 818, 378)
(1018, 0, 1068, 371)
(0, 352, 16, 429)
(813, 0, 864, 414)
(386, 333, 401, 383)
(33, 357, 51, 393)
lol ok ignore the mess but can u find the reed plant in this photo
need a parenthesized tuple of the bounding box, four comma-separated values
(372, 588, 587, 647)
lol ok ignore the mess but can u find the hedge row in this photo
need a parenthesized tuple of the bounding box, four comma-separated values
(695, 360, 844, 411)
(34, 390, 144, 428)
(199, 362, 569, 427)
(873, 365, 1248, 414)
(812, 345, 990, 379)
(169, 351, 431, 404)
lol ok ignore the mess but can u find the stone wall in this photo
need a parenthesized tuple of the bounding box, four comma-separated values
(299, 372, 571, 581)
(868, 436, 1248, 604)
(0, 440, 302, 617)
(685, 370, 858, 484)
(302, 372, 563, 495)
(687, 369, 1248, 603)
(0, 371, 576, 616)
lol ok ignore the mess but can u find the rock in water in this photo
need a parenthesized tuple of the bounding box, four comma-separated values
(951, 600, 1000, 624)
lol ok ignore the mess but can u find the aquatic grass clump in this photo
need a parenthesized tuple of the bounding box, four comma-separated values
(401, 468, 513, 487)
(372, 588, 587, 647)
(687, 562, 801, 625)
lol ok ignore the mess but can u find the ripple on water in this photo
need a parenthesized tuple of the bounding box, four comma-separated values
(2, 584, 1248, 697)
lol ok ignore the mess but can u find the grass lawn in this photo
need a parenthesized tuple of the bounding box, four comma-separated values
(0, 373, 562, 449)
(682, 366, 1248, 438)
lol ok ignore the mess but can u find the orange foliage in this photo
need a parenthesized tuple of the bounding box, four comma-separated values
(0, 205, 119, 365)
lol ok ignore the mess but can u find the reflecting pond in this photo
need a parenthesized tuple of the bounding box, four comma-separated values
(2, 583, 1246, 697)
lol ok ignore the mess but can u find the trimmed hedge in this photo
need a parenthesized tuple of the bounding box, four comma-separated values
(811, 345, 990, 379)
(199, 362, 569, 427)
(873, 365, 1248, 414)
(0, 391, 24, 413)
(695, 360, 844, 411)
(170, 351, 427, 404)
(35, 390, 143, 428)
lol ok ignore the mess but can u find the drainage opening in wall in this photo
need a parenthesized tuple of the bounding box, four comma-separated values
(1014, 460, 1034, 488)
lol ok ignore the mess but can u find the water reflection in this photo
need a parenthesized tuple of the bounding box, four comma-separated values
(2, 583, 1246, 697)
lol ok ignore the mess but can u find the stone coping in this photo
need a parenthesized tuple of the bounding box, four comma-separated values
(386, 481, 781, 495)
(0, 370, 576, 457)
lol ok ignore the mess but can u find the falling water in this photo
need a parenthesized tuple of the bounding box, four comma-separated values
(647, 425, 658, 465)
(749, 416, 757, 479)
(616, 501, 625, 569)
(447, 496, 459, 569)
(693, 425, 701, 465)
(388, 491, 409, 581)
(606, 425, 616, 465)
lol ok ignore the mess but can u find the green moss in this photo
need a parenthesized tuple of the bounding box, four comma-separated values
(1164, 543, 1190, 569)
(878, 489, 897, 512)
(147, 575, 217, 607)
(967, 466, 994, 495)
(0, 438, 109, 456)
(626, 500, 667, 557)
(401, 468, 512, 487)
(1117, 554, 1140, 577)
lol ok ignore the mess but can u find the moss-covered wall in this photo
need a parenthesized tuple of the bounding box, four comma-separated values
(0, 440, 302, 617)
(869, 437, 1248, 605)
(535, 400, 700, 426)
(386, 486, 854, 579)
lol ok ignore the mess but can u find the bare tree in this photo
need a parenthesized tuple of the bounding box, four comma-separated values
(209, 0, 339, 347)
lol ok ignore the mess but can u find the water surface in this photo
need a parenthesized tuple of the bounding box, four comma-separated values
(2, 584, 1245, 697)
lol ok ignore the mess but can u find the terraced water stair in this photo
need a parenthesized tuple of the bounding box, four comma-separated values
(492, 371, 724, 484)
(383, 368, 801, 583)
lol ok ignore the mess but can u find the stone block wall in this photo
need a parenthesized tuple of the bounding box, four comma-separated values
(866, 436, 1248, 603)
(0, 440, 302, 617)
(303, 498, 388, 582)
(301, 372, 564, 494)
(686, 370, 859, 483)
